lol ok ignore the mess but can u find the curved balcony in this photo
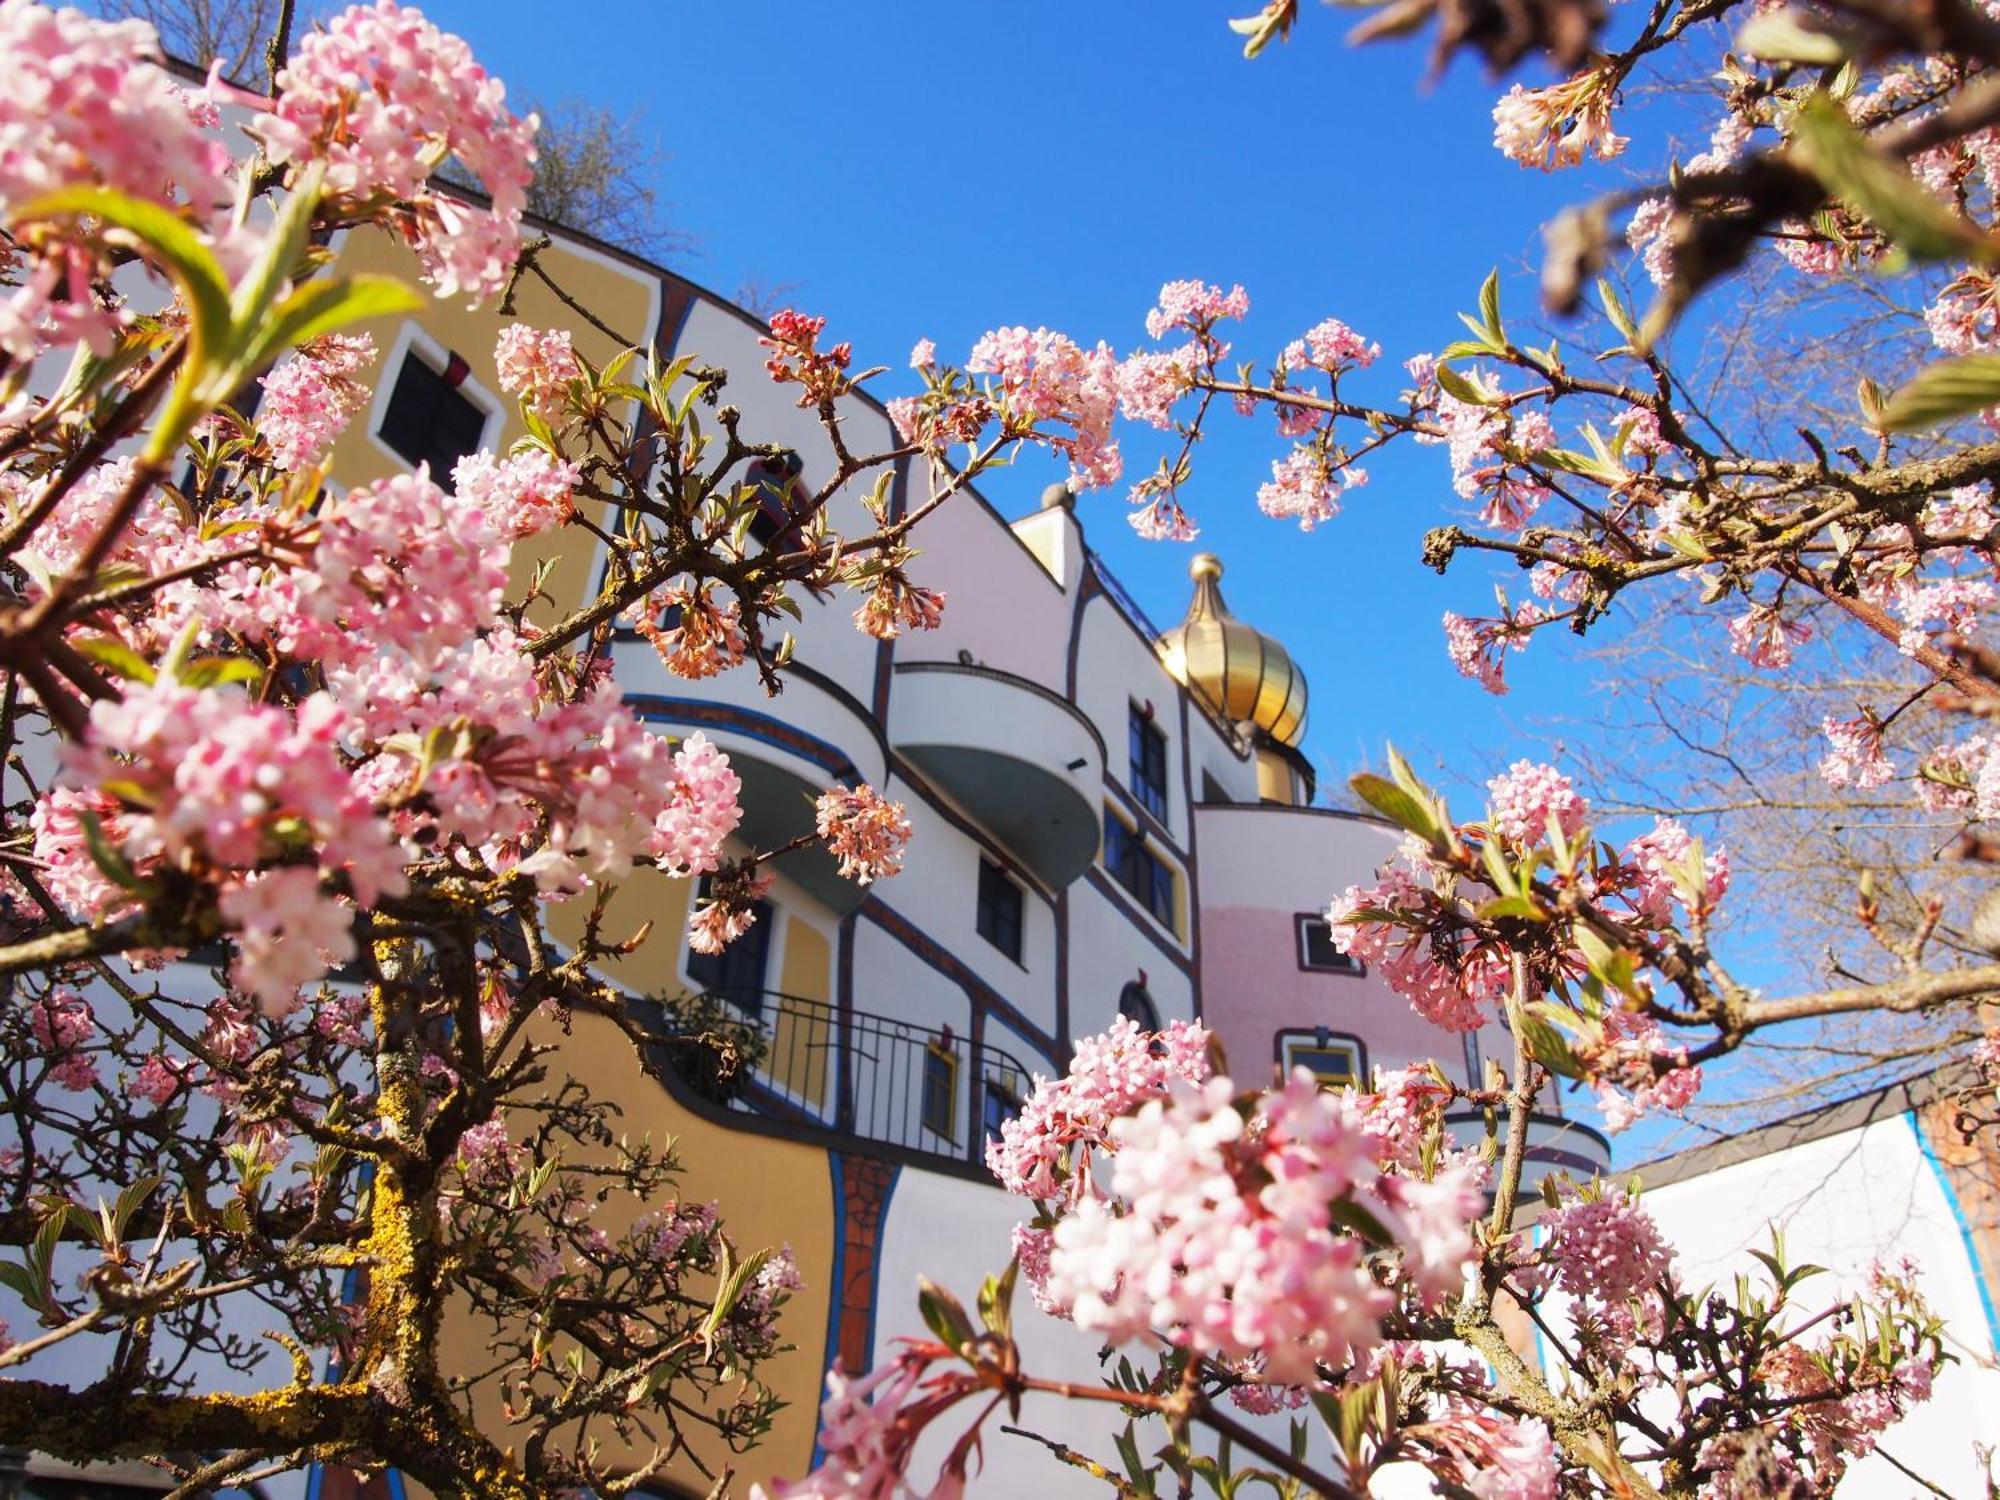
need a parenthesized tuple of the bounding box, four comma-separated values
(638, 989, 1040, 1178)
(620, 648, 888, 916)
(1443, 1110, 1614, 1200)
(888, 662, 1104, 888)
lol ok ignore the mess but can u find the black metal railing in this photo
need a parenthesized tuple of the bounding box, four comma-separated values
(645, 989, 1040, 1172)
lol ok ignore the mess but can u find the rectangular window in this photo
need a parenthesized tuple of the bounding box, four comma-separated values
(1279, 1032, 1364, 1090)
(378, 346, 488, 480)
(686, 883, 773, 1014)
(1296, 915, 1365, 975)
(1105, 817, 1175, 930)
(1128, 705, 1170, 823)
(921, 1044, 958, 1142)
(976, 858, 1024, 963)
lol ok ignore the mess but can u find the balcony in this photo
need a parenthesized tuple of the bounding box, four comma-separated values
(1443, 1109, 1614, 1200)
(638, 989, 1041, 1178)
(888, 662, 1103, 888)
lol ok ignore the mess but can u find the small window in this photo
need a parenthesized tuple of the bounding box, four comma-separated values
(980, 1077, 1021, 1144)
(1278, 1031, 1364, 1090)
(1296, 915, 1365, 976)
(1128, 705, 1170, 823)
(1105, 817, 1174, 930)
(976, 859, 1024, 963)
(921, 1044, 958, 1142)
(1117, 981, 1159, 1031)
(687, 880, 773, 1014)
(378, 345, 488, 480)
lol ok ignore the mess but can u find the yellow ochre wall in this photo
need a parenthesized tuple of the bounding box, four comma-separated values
(320, 227, 658, 625)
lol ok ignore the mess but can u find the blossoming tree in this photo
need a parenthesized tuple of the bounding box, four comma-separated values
(760, 1, 2000, 1496)
(0, 2, 956, 1493)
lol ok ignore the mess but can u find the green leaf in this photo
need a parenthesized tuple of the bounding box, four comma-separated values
(1477, 267, 1504, 345)
(701, 1243, 772, 1342)
(1433, 363, 1493, 406)
(238, 273, 422, 380)
(19, 186, 231, 377)
(916, 1276, 975, 1351)
(76, 810, 147, 894)
(1597, 278, 1638, 343)
(1791, 94, 1996, 265)
(1874, 354, 2000, 432)
(1517, 1011, 1586, 1079)
(1739, 10, 1859, 65)
(71, 635, 157, 685)
(977, 1258, 1019, 1341)
(1476, 894, 1546, 923)
(1326, 1195, 1396, 1249)
(177, 655, 265, 690)
(1350, 773, 1435, 838)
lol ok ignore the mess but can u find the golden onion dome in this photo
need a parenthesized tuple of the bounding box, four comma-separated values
(1156, 553, 1308, 747)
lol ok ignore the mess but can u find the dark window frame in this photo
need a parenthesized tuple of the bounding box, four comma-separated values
(920, 1043, 958, 1142)
(1274, 1029, 1368, 1090)
(975, 858, 1025, 964)
(1295, 913, 1366, 976)
(1128, 704, 1170, 823)
(376, 342, 490, 482)
(980, 1075, 1022, 1145)
(1105, 816, 1175, 931)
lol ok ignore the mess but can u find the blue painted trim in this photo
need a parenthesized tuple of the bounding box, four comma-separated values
(1909, 1109, 2000, 1354)
(813, 1153, 846, 1469)
(627, 694, 858, 781)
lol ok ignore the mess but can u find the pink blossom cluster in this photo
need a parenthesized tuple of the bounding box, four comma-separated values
(1486, 760, 1589, 844)
(1727, 604, 1810, 670)
(1542, 1187, 1671, 1305)
(1588, 1011, 1702, 1133)
(966, 325, 1121, 490)
(1914, 733, 2000, 814)
(493, 324, 582, 422)
(1491, 79, 1626, 170)
(814, 784, 912, 885)
(750, 1350, 972, 1500)
(260, 0, 539, 302)
(1892, 576, 1993, 656)
(1443, 604, 1545, 695)
(633, 584, 747, 678)
(0, 0, 233, 358)
(1144, 278, 1249, 340)
(1422, 1401, 1559, 1500)
(1115, 344, 1202, 430)
(29, 988, 97, 1092)
(258, 334, 376, 471)
(1257, 445, 1363, 531)
(1420, 369, 1551, 528)
(1328, 867, 1511, 1033)
(1282, 317, 1380, 373)
(450, 447, 581, 538)
(1045, 1071, 1484, 1383)
(853, 575, 946, 640)
(1819, 715, 1894, 791)
(761, 309, 853, 408)
(131, 1052, 192, 1107)
(455, 1117, 524, 1187)
(985, 1013, 1212, 1200)
(1617, 817, 1731, 923)
(1926, 270, 2000, 355)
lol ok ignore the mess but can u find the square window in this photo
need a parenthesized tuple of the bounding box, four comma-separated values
(1296, 915, 1365, 976)
(976, 859, 1024, 963)
(378, 346, 489, 480)
(921, 1044, 958, 1142)
(1279, 1033, 1363, 1090)
(1128, 705, 1169, 823)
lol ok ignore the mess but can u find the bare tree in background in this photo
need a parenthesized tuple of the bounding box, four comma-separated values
(517, 97, 692, 264)
(100, 0, 287, 79)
